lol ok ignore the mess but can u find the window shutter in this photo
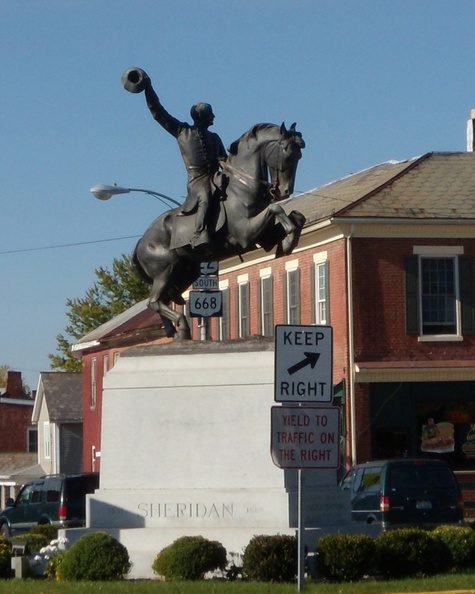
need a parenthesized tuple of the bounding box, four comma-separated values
(257, 277, 262, 334)
(234, 285, 239, 339)
(268, 276, 274, 334)
(460, 256, 475, 334)
(325, 261, 330, 324)
(405, 255, 419, 334)
(283, 272, 288, 323)
(244, 282, 250, 337)
(310, 264, 316, 324)
(295, 268, 301, 324)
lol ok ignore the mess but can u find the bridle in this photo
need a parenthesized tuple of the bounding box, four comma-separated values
(222, 134, 297, 201)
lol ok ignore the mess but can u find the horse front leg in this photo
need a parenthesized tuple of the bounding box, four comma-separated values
(265, 204, 306, 257)
(275, 209, 306, 257)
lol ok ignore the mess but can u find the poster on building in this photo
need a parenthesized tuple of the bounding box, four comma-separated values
(462, 424, 475, 459)
(420, 418, 455, 454)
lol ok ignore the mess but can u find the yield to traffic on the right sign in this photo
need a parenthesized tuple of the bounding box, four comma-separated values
(274, 325, 333, 402)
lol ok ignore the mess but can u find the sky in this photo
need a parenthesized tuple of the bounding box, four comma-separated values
(2, 0, 475, 390)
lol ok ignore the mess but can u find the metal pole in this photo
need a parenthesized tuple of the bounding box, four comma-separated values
(297, 468, 305, 591)
(199, 317, 209, 341)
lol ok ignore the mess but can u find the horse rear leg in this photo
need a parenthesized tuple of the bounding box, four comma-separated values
(148, 275, 191, 340)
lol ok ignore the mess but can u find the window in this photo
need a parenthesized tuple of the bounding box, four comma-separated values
(260, 274, 274, 336)
(27, 428, 38, 453)
(45, 477, 61, 502)
(315, 261, 329, 324)
(103, 354, 109, 376)
(420, 257, 456, 335)
(90, 358, 97, 409)
(31, 482, 44, 503)
(405, 250, 473, 338)
(113, 351, 120, 365)
(17, 484, 33, 505)
(43, 422, 51, 459)
(219, 287, 230, 340)
(285, 267, 300, 324)
(238, 281, 250, 338)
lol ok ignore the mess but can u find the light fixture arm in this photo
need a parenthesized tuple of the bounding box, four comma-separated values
(90, 184, 181, 208)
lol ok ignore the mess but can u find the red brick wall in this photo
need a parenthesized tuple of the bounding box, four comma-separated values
(0, 402, 33, 451)
(351, 237, 475, 362)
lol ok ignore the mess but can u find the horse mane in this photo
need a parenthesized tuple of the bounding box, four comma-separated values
(228, 123, 279, 156)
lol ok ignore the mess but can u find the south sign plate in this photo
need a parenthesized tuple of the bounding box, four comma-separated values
(274, 325, 333, 403)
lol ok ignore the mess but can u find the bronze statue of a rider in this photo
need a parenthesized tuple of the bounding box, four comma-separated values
(133, 70, 227, 250)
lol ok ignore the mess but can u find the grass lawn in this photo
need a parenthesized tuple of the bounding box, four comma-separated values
(1, 572, 475, 594)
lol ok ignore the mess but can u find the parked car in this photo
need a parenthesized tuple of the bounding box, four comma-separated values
(0, 473, 99, 537)
(340, 458, 463, 529)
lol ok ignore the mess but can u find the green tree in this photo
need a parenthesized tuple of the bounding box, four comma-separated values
(49, 255, 149, 372)
(0, 365, 10, 390)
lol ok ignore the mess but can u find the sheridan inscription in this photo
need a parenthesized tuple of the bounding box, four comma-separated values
(138, 502, 234, 519)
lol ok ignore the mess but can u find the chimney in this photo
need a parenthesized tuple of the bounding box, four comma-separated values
(5, 371, 23, 398)
(467, 109, 475, 152)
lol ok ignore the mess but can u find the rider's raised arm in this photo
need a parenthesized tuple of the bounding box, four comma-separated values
(143, 78, 184, 138)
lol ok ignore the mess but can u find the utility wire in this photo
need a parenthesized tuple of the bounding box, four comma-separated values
(0, 235, 141, 255)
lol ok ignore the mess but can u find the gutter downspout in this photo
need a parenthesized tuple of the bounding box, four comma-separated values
(346, 229, 357, 465)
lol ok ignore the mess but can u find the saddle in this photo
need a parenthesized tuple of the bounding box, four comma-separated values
(169, 173, 227, 251)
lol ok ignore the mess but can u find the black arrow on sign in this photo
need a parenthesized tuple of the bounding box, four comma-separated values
(287, 352, 320, 375)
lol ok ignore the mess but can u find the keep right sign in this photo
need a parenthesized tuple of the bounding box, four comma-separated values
(274, 325, 333, 403)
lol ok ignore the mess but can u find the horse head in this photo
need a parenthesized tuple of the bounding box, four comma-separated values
(249, 123, 305, 200)
(228, 123, 305, 200)
(266, 122, 305, 200)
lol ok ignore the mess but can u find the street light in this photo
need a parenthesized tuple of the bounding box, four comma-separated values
(90, 184, 181, 209)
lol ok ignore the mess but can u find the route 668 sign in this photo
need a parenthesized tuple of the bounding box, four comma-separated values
(189, 290, 223, 317)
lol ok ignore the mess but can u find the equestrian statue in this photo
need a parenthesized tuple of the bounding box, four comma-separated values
(122, 67, 306, 339)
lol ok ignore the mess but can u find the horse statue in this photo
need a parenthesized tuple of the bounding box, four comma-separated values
(132, 121, 306, 338)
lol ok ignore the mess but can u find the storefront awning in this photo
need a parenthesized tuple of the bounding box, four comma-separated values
(355, 360, 475, 383)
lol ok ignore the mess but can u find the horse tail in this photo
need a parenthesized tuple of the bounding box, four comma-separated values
(132, 240, 153, 285)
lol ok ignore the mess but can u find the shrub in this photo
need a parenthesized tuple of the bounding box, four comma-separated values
(432, 525, 475, 568)
(0, 536, 12, 579)
(376, 528, 444, 578)
(30, 524, 59, 542)
(59, 532, 130, 581)
(317, 533, 375, 582)
(242, 534, 297, 582)
(11, 532, 49, 554)
(152, 536, 227, 581)
(46, 551, 66, 581)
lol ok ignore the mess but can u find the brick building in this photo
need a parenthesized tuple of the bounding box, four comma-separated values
(76, 147, 475, 514)
(0, 371, 36, 453)
(72, 299, 168, 473)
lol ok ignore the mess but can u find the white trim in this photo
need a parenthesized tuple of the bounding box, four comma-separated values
(237, 273, 249, 284)
(219, 279, 229, 289)
(313, 251, 328, 264)
(418, 335, 463, 342)
(259, 267, 272, 278)
(71, 339, 100, 352)
(0, 397, 33, 407)
(43, 422, 51, 459)
(285, 259, 299, 272)
(413, 245, 464, 255)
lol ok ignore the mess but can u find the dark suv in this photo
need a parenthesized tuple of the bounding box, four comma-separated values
(0, 473, 99, 537)
(340, 458, 463, 529)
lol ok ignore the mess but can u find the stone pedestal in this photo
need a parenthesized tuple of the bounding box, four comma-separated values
(66, 338, 351, 578)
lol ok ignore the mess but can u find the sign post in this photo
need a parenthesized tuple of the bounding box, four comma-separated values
(272, 324, 338, 591)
